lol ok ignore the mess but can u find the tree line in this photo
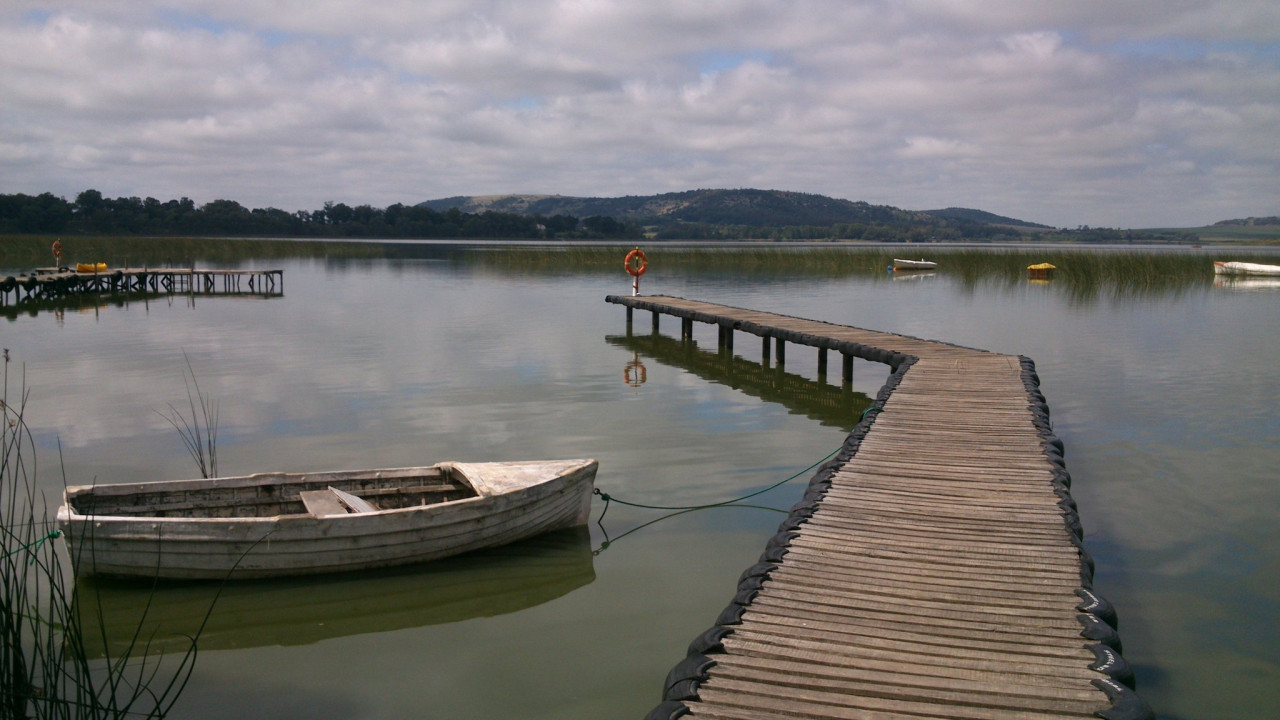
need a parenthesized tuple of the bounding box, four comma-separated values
(0, 190, 642, 239)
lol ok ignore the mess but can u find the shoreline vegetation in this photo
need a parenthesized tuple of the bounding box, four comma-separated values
(5, 189, 1274, 244)
(3, 237, 1278, 305)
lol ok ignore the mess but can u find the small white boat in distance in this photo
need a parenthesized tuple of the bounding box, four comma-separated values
(893, 258, 937, 271)
(58, 459, 598, 580)
(1213, 261, 1280, 276)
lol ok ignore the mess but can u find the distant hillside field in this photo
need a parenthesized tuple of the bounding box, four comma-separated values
(419, 189, 1059, 241)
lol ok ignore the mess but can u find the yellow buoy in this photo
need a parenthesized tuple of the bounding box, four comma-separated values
(1027, 262, 1056, 279)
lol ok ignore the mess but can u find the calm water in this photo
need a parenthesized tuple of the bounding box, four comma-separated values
(4, 245, 1278, 720)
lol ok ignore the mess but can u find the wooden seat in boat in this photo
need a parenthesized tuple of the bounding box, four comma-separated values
(300, 487, 378, 516)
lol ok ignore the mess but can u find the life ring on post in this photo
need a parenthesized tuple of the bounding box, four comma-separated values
(52, 240, 63, 261)
(624, 248, 648, 277)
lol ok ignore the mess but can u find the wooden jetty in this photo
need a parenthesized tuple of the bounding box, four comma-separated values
(0, 267, 283, 307)
(605, 296, 1151, 720)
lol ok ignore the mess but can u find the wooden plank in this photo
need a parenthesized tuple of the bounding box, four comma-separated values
(299, 489, 348, 516)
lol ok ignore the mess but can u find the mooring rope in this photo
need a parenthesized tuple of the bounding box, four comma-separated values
(2, 529, 62, 563)
(592, 445, 842, 525)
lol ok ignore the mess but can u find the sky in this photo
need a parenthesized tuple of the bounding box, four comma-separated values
(1, 2, 1278, 229)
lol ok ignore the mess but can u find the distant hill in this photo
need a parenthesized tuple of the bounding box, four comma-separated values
(922, 207, 1052, 229)
(420, 189, 1051, 240)
(1213, 216, 1280, 227)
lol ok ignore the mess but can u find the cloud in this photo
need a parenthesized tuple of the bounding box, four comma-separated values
(1, 1, 1278, 227)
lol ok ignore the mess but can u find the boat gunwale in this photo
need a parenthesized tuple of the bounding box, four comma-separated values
(58, 459, 597, 526)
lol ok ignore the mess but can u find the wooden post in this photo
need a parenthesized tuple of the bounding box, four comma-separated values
(719, 325, 735, 355)
(776, 338, 786, 368)
(842, 353, 854, 386)
(682, 317, 693, 341)
(762, 335, 771, 367)
(818, 348, 828, 380)
(651, 310, 660, 334)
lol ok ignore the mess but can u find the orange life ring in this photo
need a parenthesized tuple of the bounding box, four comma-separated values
(52, 240, 63, 256)
(625, 249, 648, 277)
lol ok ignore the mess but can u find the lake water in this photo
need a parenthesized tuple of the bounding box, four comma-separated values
(4, 243, 1277, 720)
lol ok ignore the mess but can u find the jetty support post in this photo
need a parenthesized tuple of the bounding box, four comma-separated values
(652, 310, 660, 335)
(842, 352, 854, 387)
(762, 335, 771, 367)
(776, 338, 785, 368)
(681, 317, 693, 342)
(818, 347, 828, 381)
(718, 324, 734, 356)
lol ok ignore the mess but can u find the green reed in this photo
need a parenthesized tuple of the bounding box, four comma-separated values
(6, 236, 1277, 303)
(1, 353, 202, 719)
(466, 245, 1280, 302)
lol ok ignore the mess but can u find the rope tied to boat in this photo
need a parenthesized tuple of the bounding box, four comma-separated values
(2, 529, 61, 564)
(592, 446, 842, 525)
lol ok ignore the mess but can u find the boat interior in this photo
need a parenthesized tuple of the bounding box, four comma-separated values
(66, 466, 480, 519)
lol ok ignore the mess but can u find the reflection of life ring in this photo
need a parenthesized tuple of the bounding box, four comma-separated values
(624, 249, 648, 277)
(624, 359, 647, 387)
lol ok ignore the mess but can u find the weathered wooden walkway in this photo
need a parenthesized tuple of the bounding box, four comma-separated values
(605, 296, 1150, 720)
(0, 267, 283, 307)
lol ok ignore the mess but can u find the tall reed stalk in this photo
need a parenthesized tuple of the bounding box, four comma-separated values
(158, 354, 218, 480)
(1, 350, 201, 719)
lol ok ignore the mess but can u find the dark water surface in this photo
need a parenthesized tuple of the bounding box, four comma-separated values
(4, 244, 1277, 719)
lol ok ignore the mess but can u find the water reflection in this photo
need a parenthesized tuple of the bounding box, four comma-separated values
(1214, 276, 1280, 292)
(606, 333, 872, 430)
(2, 290, 282, 321)
(74, 527, 593, 657)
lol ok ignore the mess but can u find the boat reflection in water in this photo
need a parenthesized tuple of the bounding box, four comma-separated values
(73, 526, 593, 657)
(1214, 275, 1280, 292)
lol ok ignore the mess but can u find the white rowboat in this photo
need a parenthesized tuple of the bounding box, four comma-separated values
(893, 258, 937, 271)
(1213, 261, 1280, 277)
(58, 459, 598, 580)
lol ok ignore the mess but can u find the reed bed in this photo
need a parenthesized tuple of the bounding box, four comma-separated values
(6, 237, 1277, 302)
(464, 245, 1280, 301)
(1, 354, 201, 719)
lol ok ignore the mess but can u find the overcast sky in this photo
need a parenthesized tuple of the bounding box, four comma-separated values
(2, 2, 1277, 228)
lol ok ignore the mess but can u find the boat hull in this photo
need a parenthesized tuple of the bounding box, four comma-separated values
(58, 459, 597, 579)
(1213, 261, 1280, 277)
(893, 258, 937, 270)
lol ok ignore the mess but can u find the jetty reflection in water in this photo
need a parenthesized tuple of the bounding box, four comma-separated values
(605, 332, 873, 430)
(74, 526, 593, 657)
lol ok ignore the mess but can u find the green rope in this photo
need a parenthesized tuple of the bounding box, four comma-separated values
(593, 445, 841, 519)
(2, 529, 62, 564)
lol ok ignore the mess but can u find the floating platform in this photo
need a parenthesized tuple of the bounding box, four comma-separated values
(606, 295, 1150, 720)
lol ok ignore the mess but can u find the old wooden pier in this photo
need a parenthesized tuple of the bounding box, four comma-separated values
(1, 267, 283, 307)
(606, 296, 1150, 720)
